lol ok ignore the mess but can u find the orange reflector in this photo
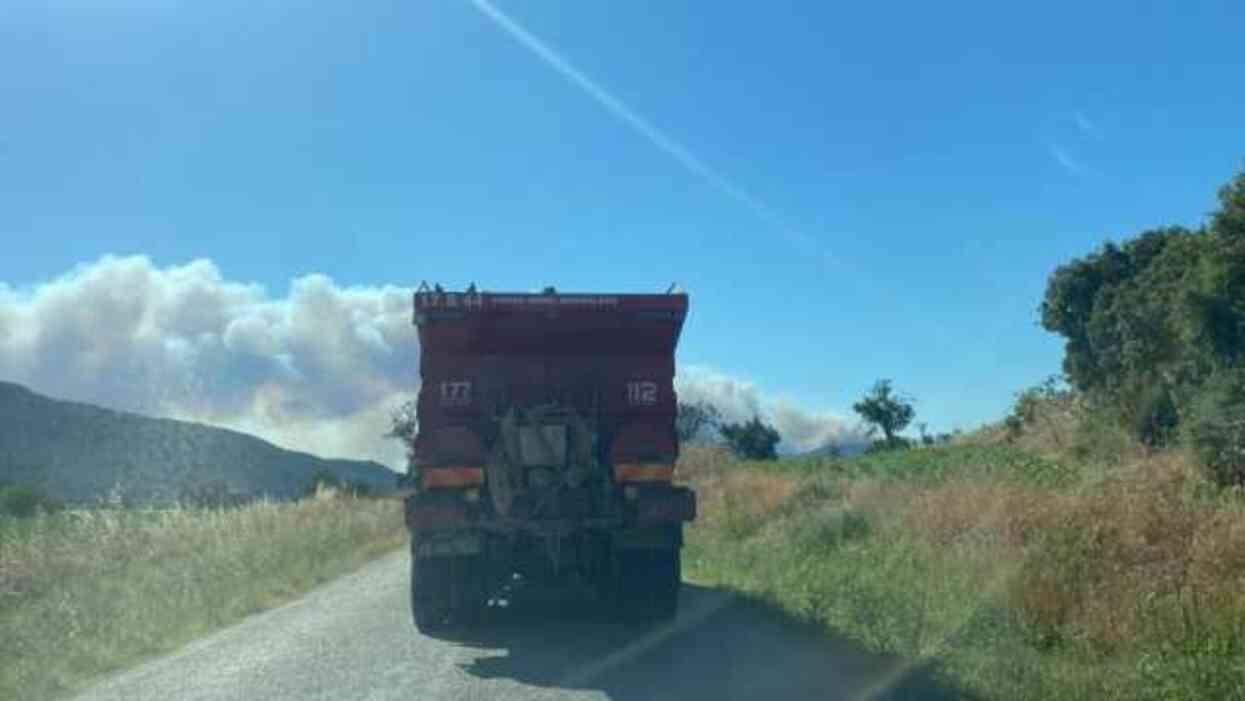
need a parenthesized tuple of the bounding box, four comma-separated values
(613, 463, 675, 483)
(421, 467, 484, 489)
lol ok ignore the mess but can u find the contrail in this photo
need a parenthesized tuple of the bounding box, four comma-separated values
(466, 0, 824, 260)
(1050, 143, 1089, 177)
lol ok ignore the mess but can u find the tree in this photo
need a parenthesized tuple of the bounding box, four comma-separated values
(386, 399, 419, 474)
(917, 422, 934, 447)
(1184, 367, 1245, 487)
(852, 380, 915, 446)
(0, 481, 61, 518)
(1036, 166, 1245, 450)
(718, 416, 781, 460)
(676, 400, 722, 443)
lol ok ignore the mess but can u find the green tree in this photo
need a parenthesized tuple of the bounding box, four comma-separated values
(1184, 368, 1245, 487)
(1037, 163, 1245, 457)
(0, 481, 62, 518)
(386, 399, 419, 480)
(676, 400, 722, 443)
(718, 416, 781, 460)
(1211, 164, 1245, 243)
(852, 380, 915, 446)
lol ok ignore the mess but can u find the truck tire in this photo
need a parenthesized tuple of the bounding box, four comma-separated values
(615, 548, 680, 622)
(411, 553, 484, 632)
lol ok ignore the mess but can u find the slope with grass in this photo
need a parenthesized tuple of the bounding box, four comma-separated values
(679, 431, 1245, 700)
(0, 491, 406, 700)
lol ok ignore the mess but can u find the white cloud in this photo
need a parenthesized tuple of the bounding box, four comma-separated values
(0, 256, 419, 467)
(1, 256, 863, 466)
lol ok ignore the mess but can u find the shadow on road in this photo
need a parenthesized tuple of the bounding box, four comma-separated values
(437, 583, 979, 700)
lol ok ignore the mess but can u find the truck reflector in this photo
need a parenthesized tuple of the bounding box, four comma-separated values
(422, 466, 485, 489)
(612, 463, 675, 483)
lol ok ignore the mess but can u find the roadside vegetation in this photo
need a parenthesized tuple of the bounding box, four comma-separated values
(0, 488, 405, 700)
(682, 418, 1245, 699)
(681, 165, 1245, 699)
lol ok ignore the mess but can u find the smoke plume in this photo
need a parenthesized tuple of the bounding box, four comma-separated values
(1, 257, 863, 466)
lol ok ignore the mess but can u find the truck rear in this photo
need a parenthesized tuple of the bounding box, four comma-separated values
(403, 286, 696, 629)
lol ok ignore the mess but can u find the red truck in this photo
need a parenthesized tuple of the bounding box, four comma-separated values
(403, 285, 696, 630)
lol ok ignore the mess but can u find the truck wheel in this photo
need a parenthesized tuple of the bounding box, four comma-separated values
(615, 548, 681, 622)
(411, 554, 484, 632)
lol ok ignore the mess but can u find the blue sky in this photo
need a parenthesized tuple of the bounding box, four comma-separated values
(4, 0, 1245, 437)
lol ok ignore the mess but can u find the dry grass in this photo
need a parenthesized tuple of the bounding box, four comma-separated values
(898, 452, 1245, 654)
(0, 490, 405, 700)
(678, 446, 797, 539)
(682, 438, 1245, 699)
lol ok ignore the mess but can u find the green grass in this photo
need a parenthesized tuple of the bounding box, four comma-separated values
(0, 492, 406, 700)
(682, 444, 1245, 700)
(734, 443, 1081, 488)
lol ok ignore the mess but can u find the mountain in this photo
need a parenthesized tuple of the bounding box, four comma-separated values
(0, 381, 397, 505)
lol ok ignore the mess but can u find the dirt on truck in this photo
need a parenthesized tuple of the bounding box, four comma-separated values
(403, 285, 697, 630)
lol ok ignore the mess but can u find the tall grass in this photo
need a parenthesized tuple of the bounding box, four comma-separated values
(0, 491, 405, 700)
(682, 442, 1245, 700)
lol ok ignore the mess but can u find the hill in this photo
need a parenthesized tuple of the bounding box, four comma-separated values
(0, 381, 396, 505)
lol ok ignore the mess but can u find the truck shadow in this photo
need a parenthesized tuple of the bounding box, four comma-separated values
(440, 583, 980, 701)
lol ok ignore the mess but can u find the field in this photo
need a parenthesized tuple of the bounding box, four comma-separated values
(6, 427, 1245, 700)
(0, 490, 406, 700)
(680, 437, 1245, 700)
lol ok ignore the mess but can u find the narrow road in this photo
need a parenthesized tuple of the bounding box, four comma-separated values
(75, 551, 962, 700)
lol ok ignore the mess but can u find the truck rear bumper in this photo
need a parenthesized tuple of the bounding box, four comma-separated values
(405, 485, 696, 539)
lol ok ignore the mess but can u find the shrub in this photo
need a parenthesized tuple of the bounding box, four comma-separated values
(1067, 402, 1141, 466)
(178, 480, 249, 509)
(0, 481, 62, 518)
(719, 416, 781, 460)
(676, 400, 722, 443)
(1129, 383, 1179, 448)
(865, 436, 913, 454)
(1184, 369, 1245, 487)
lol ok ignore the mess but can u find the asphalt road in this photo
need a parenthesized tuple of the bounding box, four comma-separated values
(75, 550, 965, 700)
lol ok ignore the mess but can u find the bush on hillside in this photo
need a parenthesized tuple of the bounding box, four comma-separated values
(676, 400, 723, 443)
(0, 481, 62, 518)
(719, 416, 781, 460)
(1004, 375, 1077, 447)
(178, 480, 250, 509)
(1129, 384, 1180, 448)
(865, 436, 913, 454)
(1184, 368, 1245, 487)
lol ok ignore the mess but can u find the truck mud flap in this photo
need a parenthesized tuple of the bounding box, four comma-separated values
(614, 525, 682, 550)
(631, 485, 697, 524)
